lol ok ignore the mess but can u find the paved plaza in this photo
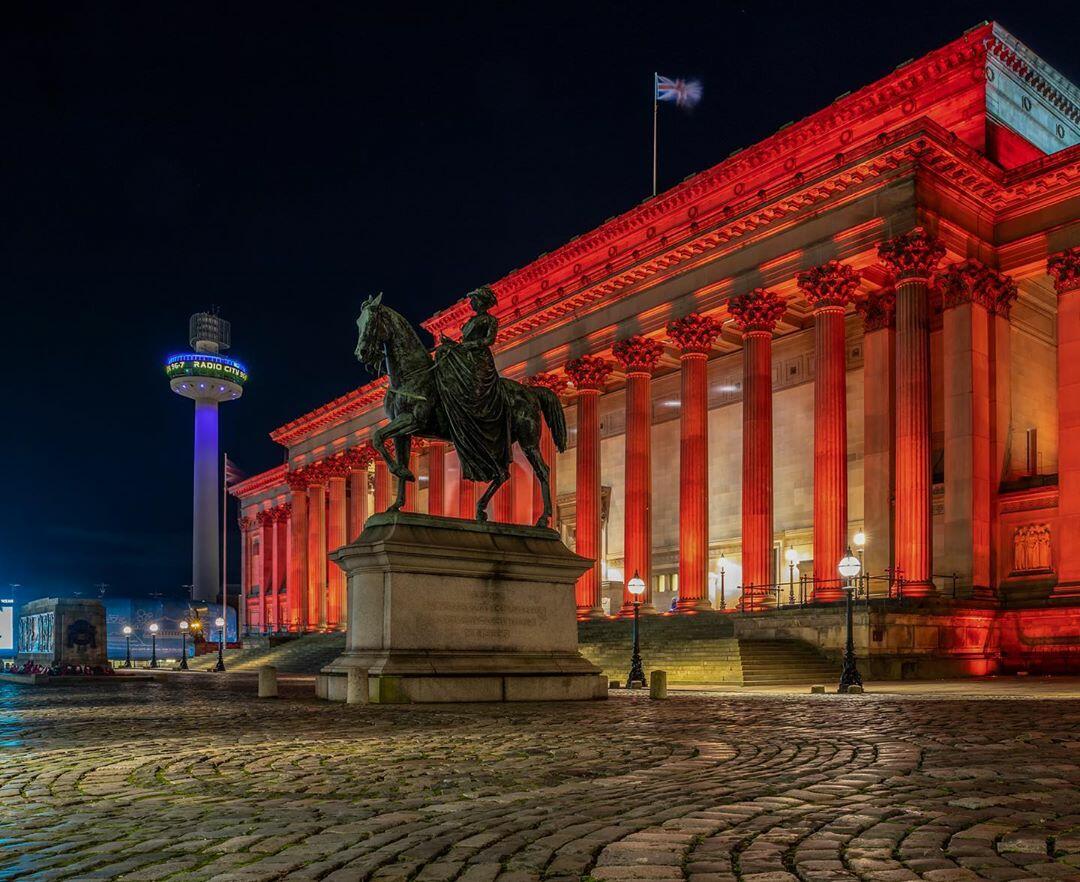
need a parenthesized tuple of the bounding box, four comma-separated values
(1, 677, 1079, 882)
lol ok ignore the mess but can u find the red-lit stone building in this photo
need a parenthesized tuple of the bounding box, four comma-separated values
(231, 23, 1080, 674)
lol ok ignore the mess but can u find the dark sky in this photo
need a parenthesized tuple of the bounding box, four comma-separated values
(3, 1, 1075, 600)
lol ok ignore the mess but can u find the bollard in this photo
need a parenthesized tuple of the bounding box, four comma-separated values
(847, 684, 864, 695)
(346, 667, 369, 705)
(610, 680, 621, 690)
(810, 684, 825, 694)
(594, 675, 609, 699)
(649, 670, 668, 700)
(258, 665, 278, 698)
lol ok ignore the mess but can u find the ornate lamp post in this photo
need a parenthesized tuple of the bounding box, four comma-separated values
(148, 623, 159, 669)
(853, 531, 866, 597)
(785, 547, 798, 605)
(626, 571, 647, 688)
(177, 620, 189, 671)
(837, 548, 863, 693)
(717, 553, 727, 611)
(122, 625, 133, 668)
(213, 616, 227, 673)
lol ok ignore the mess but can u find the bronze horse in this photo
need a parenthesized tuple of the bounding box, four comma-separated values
(354, 293, 566, 527)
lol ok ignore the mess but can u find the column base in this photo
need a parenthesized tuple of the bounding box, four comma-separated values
(674, 598, 713, 613)
(900, 581, 937, 598)
(617, 603, 658, 617)
(1051, 581, 1080, 598)
(812, 587, 845, 603)
(577, 606, 607, 620)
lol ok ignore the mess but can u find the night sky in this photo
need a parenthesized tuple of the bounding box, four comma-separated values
(4, 1, 1076, 600)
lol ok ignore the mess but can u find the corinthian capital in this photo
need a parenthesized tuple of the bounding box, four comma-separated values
(940, 260, 1018, 316)
(612, 335, 664, 375)
(526, 372, 570, 395)
(877, 227, 945, 282)
(666, 313, 721, 355)
(728, 288, 785, 335)
(797, 261, 860, 311)
(1049, 247, 1080, 294)
(565, 355, 613, 392)
(285, 470, 308, 493)
(855, 284, 896, 332)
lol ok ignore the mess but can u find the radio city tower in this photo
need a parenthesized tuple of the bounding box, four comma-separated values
(166, 312, 248, 602)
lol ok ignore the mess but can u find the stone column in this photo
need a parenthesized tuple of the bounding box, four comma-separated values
(527, 373, 569, 527)
(272, 504, 289, 630)
(494, 469, 515, 523)
(667, 314, 721, 612)
(374, 458, 392, 513)
(404, 441, 424, 513)
(285, 472, 309, 632)
(729, 289, 785, 608)
(325, 457, 349, 630)
(306, 464, 327, 630)
(856, 287, 897, 591)
(1049, 248, 1080, 596)
(878, 229, 944, 596)
(941, 261, 1016, 598)
(990, 294, 1013, 587)
(428, 440, 447, 516)
(347, 446, 374, 541)
(613, 334, 664, 614)
(566, 355, 613, 618)
(258, 510, 274, 633)
(458, 480, 477, 519)
(239, 516, 253, 631)
(798, 261, 860, 601)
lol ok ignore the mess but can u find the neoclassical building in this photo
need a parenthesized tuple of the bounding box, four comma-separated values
(231, 23, 1080, 670)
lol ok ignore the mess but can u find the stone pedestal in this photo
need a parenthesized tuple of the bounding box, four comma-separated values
(316, 512, 605, 703)
(16, 598, 109, 670)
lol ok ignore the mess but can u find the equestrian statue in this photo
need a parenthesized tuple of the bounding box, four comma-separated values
(354, 286, 566, 527)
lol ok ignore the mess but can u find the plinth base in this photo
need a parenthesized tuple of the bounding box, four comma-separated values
(319, 512, 605, 703)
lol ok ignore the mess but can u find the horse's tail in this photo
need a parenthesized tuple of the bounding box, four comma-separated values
(535, 386, 567, 453)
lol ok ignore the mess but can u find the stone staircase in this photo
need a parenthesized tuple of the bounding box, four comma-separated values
(737, 638, 837, 686)
(186, 633, 346, 673)
(577, 613, 836, 686)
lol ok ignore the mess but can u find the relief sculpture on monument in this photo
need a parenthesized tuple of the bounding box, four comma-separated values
(1012, 524, 1052, 574)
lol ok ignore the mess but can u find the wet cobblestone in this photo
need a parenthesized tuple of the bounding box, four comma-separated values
(0, 677, 1078, 881)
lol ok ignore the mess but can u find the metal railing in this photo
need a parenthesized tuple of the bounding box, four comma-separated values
(736, 567, 963, 612)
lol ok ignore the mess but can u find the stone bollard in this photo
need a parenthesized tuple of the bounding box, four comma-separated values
(847, 684, 864, 695)
(649, 670, 668, 700)
(810, 684, 826, 694)
(258, 666, 278, 699)
(346, 667, 369, 705)
(610, 680, 621, 690)
(594, 675, 609, 699)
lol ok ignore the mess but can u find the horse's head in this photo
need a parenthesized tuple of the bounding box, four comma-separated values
(355, 292, 386, 369)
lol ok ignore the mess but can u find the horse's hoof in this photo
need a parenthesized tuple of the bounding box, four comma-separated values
(534, 516, 550, 529)
(475, 511, 488, 523)
(387, 503, 403, 513)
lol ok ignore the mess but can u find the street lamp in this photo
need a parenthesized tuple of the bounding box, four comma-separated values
(122, 625, 132, 668)
(177, 620, 189, 671)
(213, 616, 226, 673)
(717, 553, 727, 611)
(785, 547, 799, 605)
(837, 548, 863, 693)
(148, 623, 159, 669)
(853, 530, 866, 597)
(626, 571, 647, 688)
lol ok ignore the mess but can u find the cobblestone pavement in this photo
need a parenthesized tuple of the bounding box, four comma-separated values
(1, 677, 1079, 882)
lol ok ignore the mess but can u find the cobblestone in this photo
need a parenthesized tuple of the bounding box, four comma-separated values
(0, 677, 1078, 881)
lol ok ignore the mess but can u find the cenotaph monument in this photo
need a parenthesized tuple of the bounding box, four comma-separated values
(316, 289, 604, 703)
(16, 597, 109, 672)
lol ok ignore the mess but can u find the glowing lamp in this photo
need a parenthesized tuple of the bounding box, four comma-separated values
(627, 571, 646, 597)
(215, 616, 225, 628)
(179, 620, 189, 631)
(122, 625, 132, 636)
(785, 547, 799, 566)
(149, 623, 159, 634)
(853, 531, 866, 549)
(718, 552, 726, 573)
(838, 548, 861, 581)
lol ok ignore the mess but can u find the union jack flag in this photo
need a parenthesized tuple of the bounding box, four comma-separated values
(656, 74, 703, 109)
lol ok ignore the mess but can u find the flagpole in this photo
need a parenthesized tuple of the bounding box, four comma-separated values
(652, 72, 658, 197)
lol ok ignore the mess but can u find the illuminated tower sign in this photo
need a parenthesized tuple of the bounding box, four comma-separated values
(167, 312, 246, 602)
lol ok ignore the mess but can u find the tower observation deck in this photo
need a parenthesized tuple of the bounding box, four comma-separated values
(166, 312, 247, 602)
